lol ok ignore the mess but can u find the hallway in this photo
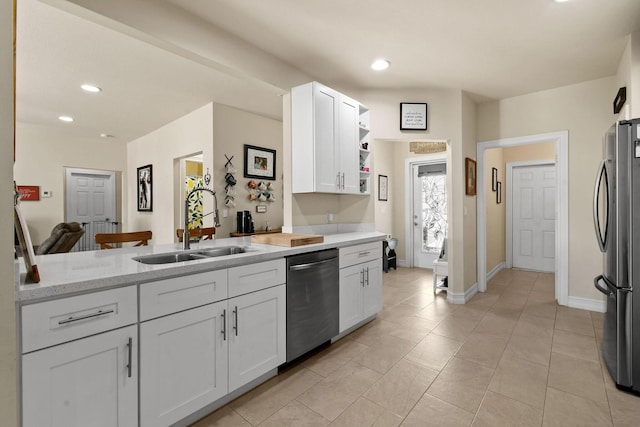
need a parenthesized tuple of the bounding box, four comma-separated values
(192, 268, 640, 426)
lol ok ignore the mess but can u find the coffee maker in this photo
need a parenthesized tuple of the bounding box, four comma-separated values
(236, 210, 254, 234)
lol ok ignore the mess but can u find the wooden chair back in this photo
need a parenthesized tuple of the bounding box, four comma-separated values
(176, 227, 216, 243)
(95, 231, 152, 249)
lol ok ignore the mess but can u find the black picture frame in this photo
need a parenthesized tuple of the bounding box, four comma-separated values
(244, 144, 276, 180)
(496, 181, 502, 204)
(137, 164, 152, 212)
(613, 87, 627, 114)
(400, 102, 427, 131)
(378, 175, 388, 201)
(492, 167, 498, 192)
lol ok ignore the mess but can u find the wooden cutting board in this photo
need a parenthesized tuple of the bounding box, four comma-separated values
(251, 233, 324, 247)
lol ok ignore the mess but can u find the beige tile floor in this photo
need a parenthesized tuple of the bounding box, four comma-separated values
(191, 267, 640, 426)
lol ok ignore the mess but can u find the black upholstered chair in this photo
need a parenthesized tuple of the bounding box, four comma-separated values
(35, 222, 84, 255)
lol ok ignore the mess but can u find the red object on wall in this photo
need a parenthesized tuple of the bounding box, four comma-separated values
(17, 185, 40, 201)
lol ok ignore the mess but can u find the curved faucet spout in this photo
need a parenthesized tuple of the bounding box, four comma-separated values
(183, 186, 221, 250)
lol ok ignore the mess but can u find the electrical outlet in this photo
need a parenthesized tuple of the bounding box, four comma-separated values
(41, 190, 52, 198)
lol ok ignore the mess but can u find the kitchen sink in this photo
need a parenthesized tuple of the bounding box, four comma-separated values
(133, 246, 249, 265)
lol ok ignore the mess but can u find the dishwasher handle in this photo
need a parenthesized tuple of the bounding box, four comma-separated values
(289, 257, 337, 271)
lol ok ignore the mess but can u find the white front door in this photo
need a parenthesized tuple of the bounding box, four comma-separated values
(512, 164, 556, 272)
(412, 163, 447, 268)
(65, 168, 117, 250)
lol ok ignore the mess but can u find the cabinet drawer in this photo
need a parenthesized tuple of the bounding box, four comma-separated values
(140, 269, 227, 321)
(228, 259, 285, 298)
(22, 286, 137, 353)
(339, 242, 381, 268)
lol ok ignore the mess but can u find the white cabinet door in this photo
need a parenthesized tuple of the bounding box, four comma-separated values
(338, 95, 360, 194)
(363, 259, 383, 318)
(140, 301, 228, 427)
(339, 263, 365, 333)
(22, 325, 137, 427)
(313, 83, 340, 193)
(228, 284, 286, 392)
(339, 255, 383, 333)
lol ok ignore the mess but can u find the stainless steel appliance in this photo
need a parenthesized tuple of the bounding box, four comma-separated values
(236, 210, 254, 234)
(593, 118, 640, 393)
(285, 249, 339, 362)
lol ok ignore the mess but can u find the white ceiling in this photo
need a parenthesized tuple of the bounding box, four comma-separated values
(16, 0, 640, 143)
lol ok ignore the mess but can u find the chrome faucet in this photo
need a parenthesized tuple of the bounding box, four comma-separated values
(183, 186, 221, 250)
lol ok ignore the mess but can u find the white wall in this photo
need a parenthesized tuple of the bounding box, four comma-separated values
(477, 76, 616, 301)
(127, 102, 214, 244)
(212, 104, 283, 237)
(359, 87, 474, 296)
(14, 126, 127, 244)
(1, 0, 18, 423)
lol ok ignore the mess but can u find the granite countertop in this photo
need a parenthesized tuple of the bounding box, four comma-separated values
(16, 232, 386, 303)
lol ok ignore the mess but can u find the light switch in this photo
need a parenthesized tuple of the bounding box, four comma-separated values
(42, 190, 52, 198)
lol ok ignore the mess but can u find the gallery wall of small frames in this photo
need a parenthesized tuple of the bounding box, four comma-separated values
(492, 167, 501, 204)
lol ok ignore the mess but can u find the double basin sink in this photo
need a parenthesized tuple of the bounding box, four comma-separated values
(133, 246, 249, 265)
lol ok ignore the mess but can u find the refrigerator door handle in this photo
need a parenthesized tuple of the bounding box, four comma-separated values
(594, 275, 613, 297)
(593, 160, 609, 252)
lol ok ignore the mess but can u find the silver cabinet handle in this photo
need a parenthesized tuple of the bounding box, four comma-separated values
(341, 173, 345, 189)
(358, 251, 370, 257)
(58, 309, 114, 325)
(360, 269, 364, 287)
(366, 267, 370, 286)
(233, 306, 238, 336)
(221, 309, 227, 341)
(336, 173, 341, 189)
(126, 337, 133, 378)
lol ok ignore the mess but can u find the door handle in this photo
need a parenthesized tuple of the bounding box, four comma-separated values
(126, 337, 133, 378)
(233, 306, 238, 336)
(221, 309, 227, 341)
(593, 160, 609, 252)
(594, 275, 615, 297)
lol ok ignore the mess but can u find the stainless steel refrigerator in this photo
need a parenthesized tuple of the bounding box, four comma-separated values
(593, 118, 640, 393)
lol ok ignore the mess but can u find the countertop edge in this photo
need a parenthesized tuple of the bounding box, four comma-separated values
(17, 232, 386, 304)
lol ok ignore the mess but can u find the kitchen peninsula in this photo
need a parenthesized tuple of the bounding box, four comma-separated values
(17, 231, 385, 427)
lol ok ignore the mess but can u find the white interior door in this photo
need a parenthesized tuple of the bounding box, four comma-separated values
(512, 164, 556, 272)
(412, 163, 447, 268)
(65, 168, 117, 250)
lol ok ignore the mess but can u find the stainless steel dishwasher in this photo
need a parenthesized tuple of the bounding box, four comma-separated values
(286, 249, 339, 362)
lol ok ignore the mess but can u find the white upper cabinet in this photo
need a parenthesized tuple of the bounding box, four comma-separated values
(291, 81, 369, 195)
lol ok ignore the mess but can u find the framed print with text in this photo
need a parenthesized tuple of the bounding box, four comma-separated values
(400, 103, 427, 131)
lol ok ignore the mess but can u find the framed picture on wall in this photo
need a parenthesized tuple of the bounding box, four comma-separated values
(244, 144, 276, 180)
(492, 167, 498, 191)
(137, 164, 152, 212)
(378, 175, 388, 201)
(496, 181, 502, 204)
(400, 102, 427, 131)
(465, 157, 477, 196)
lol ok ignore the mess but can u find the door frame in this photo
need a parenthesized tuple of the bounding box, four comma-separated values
(505, 160, 556, 269)
(476, 131, 568, 306)
(405, 155, 447, 268)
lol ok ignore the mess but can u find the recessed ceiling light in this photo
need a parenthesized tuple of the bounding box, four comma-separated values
(100, 133, 115, 138)
(554, 0, 569, 3)
(58, 116, 74, 122)
(371, 59, 390, 71)
(81, 84, 101, 93)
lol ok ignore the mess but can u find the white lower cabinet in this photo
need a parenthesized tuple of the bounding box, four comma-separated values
(139, 262, 286, 426)
(228, 284, 286, 392)
(339, 242, 383, 333)
(22, 325, 138, 427)
(140, 301, 228, 427)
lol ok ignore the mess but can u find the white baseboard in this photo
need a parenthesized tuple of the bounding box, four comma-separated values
(397, 259, 408, 268)
(486, 262, 505, 282)
(568, 296, 606, 313)
(447, 282, 478, 304)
